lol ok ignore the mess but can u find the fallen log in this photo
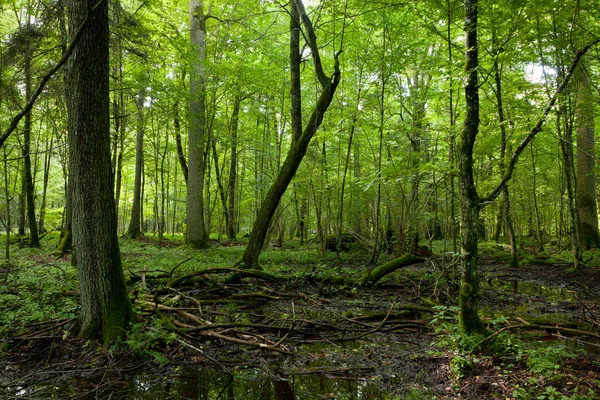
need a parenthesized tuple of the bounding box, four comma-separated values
(359, 254, 425, 286)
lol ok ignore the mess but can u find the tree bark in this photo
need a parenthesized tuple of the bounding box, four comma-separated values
(186, 0, 209, 248)
(458, 0, 488, 336)
(574, 60, 599, 249)
(66, 0, 132, 344)
(337, 66, 363, 253)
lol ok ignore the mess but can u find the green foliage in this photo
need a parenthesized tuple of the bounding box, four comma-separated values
(526, 344, 574, 374)
(0, 255, 78, 336)
(118, 319, 177, 365)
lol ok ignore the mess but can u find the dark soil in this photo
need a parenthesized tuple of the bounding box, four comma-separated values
(3, 247, 600, 399)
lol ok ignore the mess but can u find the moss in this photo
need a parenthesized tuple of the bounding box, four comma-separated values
(359, 254, 424, 286)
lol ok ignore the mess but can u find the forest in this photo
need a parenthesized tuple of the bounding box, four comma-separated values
(2, 0, 600, 398)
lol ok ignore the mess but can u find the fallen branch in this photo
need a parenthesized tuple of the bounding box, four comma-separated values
(168, 267, 285, 287)
(475, 322, 600, 349)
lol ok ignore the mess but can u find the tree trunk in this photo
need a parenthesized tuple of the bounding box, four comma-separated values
(558, 106, 582, 269)
(23, 43, 39, 246)
(211, 132, 228, 236)
(3, 146, 10, 261)
(574, 60, 599, 249)
(125, 88, 145, 239)
(66, 0, 132, 344)
(186, 0, 209, 248)
(241, 0, 341, 269)
(492, 31, 517, 268)
(38, 134, 52, 233)
(226, 94, 241, 240)
(337, 66, 363, 254)
(458, 0, 488, 336)
(530, 143, 544, 251)
(173, 100, 188, 182)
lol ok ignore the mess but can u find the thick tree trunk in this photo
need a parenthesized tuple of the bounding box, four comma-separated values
(458, 0, 488, 336)
(66, 0, 132, 344)
(575, 60, 599, 249)
(186, 0, 209, 248)
(125, 88, 145, 239)
(241, 0, 340, 269)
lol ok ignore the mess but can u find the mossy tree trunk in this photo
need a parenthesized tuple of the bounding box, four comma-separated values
(66, 0, 132, 344)
(360, 254, 424, 286)
(457, 0, 598, 336)
(458, 0, 488, 336)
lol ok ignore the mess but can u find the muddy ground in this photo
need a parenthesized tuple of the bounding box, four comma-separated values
(2, 245, 600, 399)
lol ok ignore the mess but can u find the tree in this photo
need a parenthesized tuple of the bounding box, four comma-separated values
(574, 59, 599, 249)
(125, 88, 145, 239)
(241, 0, 341, 269)
(457, 0, 599, 335)
(574, 2, 599, 249)
(66, 0, 132, 343)
(186, 0, 209, 248)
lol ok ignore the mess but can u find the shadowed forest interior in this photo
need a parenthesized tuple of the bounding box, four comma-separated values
(3, 0, 600, 398)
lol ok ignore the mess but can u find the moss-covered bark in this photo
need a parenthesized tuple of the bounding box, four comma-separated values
(359, 254, 424, 286)
(457, 0, 488, 336)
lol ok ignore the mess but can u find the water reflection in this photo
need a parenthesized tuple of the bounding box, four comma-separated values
(2, 365, 397, 399)
(487, 278, 575, 302)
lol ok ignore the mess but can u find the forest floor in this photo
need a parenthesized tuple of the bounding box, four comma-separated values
(2, 234, 600, 399)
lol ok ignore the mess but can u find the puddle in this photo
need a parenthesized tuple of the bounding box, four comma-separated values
(1, 364, 407, 399)
(486, 277, 576, 302)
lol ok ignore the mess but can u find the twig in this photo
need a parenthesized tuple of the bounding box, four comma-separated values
(200, 331, 293, 355)
(475, 322, 600, 349)
(175, 338, 230, 374)
(169, 257, 194, 278)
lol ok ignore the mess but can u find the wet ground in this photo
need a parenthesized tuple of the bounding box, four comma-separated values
(3, 248, 600, 399)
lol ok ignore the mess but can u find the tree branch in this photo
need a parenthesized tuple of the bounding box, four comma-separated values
(292, 0, 329, 87)
(481, 38, 600, 204)
(0, 0, 105, 149)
